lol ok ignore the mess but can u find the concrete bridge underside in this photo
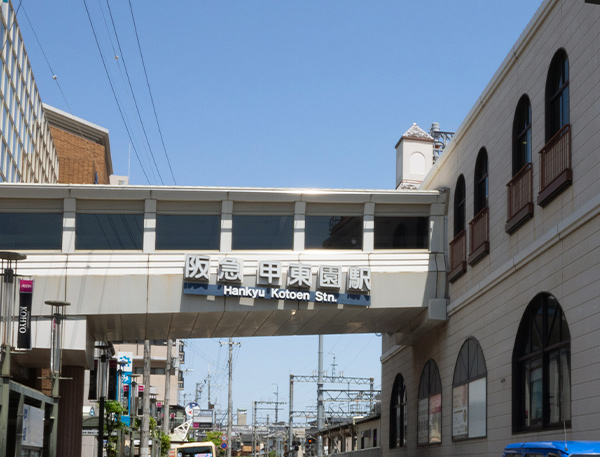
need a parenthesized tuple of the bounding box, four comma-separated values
(13, 251, 447, 369)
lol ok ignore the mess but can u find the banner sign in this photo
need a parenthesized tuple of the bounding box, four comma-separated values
(108, 360, 118, 400)
(17, 279, 33, 350)
(88, 360, 98, 400)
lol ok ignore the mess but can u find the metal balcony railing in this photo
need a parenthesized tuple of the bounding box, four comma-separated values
(506, 163, 533, 233)
(468, 207, 489, 265)
(538, 124, 572, 206)
(449, 230, 467, 282)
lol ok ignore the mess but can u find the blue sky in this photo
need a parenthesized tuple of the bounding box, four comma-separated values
(17, 0, 543, 418)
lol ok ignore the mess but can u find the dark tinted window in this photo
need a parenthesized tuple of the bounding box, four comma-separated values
(305, 216, 362, 249)
(232, 215, 293, 250)
(156, 214, 220, 250)
(0, 213, 62, 249)
(76, 214, 143, 250)
(474, 149, 489, 215)
(546, 49, 569, 141)
(374, 216, 429, 249)
(454, 175, 466, 235)
(513, 95, 532, 175)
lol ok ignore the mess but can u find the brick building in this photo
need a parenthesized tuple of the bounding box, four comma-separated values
(43, 104, 112, 185)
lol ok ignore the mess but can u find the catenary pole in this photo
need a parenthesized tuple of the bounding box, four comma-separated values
(140, 340, 151, 457)
(163, 338, 172, 434)
(317, 335, 324, 457)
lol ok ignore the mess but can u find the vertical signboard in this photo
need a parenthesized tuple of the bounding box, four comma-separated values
(118, 352, 133, 426)
(88, 360, 98, 400)
(16, 279, 33, 350)
(108, 360, 118, 400)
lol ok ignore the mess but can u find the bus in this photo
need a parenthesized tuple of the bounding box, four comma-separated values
(169, 441, 217, 457)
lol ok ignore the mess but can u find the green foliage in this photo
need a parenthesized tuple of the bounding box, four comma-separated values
(206, 431, 225, 457)
(103, 400, 126, 456)
(160, 432, 172, 457)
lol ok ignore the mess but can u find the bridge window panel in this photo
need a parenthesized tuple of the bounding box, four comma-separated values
(75, 213, 143, 250)
(0, 212, 62, 249)
(452, 337, 487, 440)
(305, 216, 363, 249)
(512, 293, 571, 432)
(155, 214, 220, 250)
(232, 215, 293, 250)
(417, 359, 442, 445)
(374, 216, 429, 249)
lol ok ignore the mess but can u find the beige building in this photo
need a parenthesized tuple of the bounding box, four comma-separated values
(382, 0, 600, 456)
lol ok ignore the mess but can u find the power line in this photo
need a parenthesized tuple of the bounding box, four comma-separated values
(127, 0, 177, 185)
(82, 0, 152, 184)
(103, 0, 166, 185)
(19, 4, 106, 183)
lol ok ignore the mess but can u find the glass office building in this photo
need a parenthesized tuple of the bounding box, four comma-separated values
(0, 1, 58, 183)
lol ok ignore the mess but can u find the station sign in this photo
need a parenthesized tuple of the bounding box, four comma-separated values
(183, 255, 371, 306)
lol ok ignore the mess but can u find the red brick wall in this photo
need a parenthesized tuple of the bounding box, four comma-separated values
(50, 126, 110, 184)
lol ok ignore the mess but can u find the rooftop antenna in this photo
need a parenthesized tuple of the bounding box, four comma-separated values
(429, 122, 455, 162)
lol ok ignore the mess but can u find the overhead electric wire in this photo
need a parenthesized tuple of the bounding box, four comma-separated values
(127, 0, 177, 185)
(103, 0, 166, 186)
(19, 4, 106, 182)
(82, 0, 152, 184)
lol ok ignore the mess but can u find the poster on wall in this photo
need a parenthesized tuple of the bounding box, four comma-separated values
(417, 399, 429, 445)
(22, 404, 44, 448)
(452, 384, 468, 439)
(429, 393, 442, 444)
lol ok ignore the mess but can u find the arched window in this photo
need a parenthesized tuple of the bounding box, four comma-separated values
(474, 149, 488, 215)
(546, 49, 569, 141)
(417, 360, 442, 445)
(454, 175, 466, 236)
(512, 293, 571, 431)
(512, 95, 532, 176)
(389, 374, 407, 448)
(452, 338, 487, 440)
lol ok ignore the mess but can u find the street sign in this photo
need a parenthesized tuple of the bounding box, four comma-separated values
(221, 435, 227, 442)
(185, 402, 199, 418)
(221, 443, 227, 450)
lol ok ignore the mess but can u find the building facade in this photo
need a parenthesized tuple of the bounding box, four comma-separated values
(382, 1, 600, 456)
(0, 1, 58, 183)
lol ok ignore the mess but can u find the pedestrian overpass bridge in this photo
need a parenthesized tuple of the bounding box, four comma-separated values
(0, 184, 448, 368)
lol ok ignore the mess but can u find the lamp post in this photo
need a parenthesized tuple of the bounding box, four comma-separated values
(95, 343, 113, 457)
(44, 299, 70, 457)
(0, 251, 26, 457)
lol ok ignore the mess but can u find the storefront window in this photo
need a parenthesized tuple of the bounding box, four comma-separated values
(417, 360, 442, 445)
(452, 337, 487, 440)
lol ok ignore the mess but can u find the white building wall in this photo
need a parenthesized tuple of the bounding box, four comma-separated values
(382, 0, 600, 456)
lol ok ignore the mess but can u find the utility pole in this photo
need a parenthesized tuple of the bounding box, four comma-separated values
(163, 338, 172, 434)
(221, 338, 240, 457)
(317, 336, 324, 457)
(140, 340, 151, 457)
(288, 377, 294, 457)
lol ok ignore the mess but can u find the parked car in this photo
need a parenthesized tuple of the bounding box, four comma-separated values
(504, 442, 600, 457)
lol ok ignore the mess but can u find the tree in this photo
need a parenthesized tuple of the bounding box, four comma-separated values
(206, 431, 226, 457)
(104, 400, 126, 457)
